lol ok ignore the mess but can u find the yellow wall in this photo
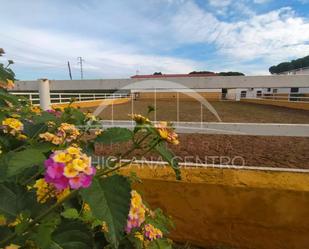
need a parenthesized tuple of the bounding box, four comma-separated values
(52, 98, 130, 109)
(241, 98, 309, 111)
(136, 92, 221, 101)
(120, 165, 309, 249)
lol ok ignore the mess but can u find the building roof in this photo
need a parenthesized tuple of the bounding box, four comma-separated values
(131, 73, 217, 79)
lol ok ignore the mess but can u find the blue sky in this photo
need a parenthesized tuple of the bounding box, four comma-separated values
(0, 0, 309, 80)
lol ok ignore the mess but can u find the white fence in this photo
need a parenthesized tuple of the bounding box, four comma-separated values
(11, 92, 130, 105)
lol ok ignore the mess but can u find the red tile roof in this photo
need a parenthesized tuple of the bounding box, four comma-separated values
(131, 73, 217, 79)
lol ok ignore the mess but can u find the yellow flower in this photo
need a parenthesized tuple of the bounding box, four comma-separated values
(2, 118, 23, 135)
(82, 203, 91, 212)
(30, 106, 41, 114)
(63, 164, 79, 178)
(8, 214, 24, 227)
(71, 158, 87, 171)
(67, 146, 80, 155)
(0, 215, 6, 226)
(94, 129, 102, 136)
(17, 134, 27, 140)
(134, 232, 144, 241)
(47, 121, 56, 127)
(129, 114, 150, 124)
(101, 221, 109, 233)
(33, 178, 55, 203)
(39, 132, 55, 142)
(56, 188, 70, 202)
(155, 121, 179, 145)
(5, 244, 20, 249)
(6, 79, 15, 90)
(53, 152, 70, 163)
(52, 136, 63, 145)
(0, 79, 15, 90)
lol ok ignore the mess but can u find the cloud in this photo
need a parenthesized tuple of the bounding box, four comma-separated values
(253, 0, 271, 3)
(0, 25, 199, 79)
(171, 2, 309, 64)
(1, 0, 309, 78)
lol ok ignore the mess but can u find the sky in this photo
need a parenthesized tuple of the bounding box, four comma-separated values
(0, 0, 309, 80)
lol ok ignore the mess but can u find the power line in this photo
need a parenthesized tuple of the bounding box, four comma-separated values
(77, 56, 84, 80)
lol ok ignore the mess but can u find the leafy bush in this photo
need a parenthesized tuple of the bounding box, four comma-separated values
(0, 62, 180, 248)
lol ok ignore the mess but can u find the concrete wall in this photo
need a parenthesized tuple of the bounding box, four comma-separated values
(119, 165, 309, 249)
(136, 91, 221, 100)
(12, 75, 309, 91)
(51, 98, 130, 109)
(241, 98, 309, 111)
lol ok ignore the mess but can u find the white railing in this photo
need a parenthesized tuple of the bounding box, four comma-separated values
(11, 92, 130, 105)
(257, 93, 309, 102)
(221, 92, 309, 102)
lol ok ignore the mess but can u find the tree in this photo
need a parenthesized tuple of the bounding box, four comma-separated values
(153, 72, 162, 75)
(189, 71, 215, 74)
(269, 55, 309, 74)
(218, 71, 245, 76)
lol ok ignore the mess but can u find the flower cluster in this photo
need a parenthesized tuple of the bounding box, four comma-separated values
(44, 146, 95, 190)
(33, 178, 70, 204)
(155, 121, 179, 145)
(129, 114, 150, 124)
(46, 109, 62, 117)
(0, 79, 14, 90)
(125, 190, 146, 233)
(1, 117, 23, 135)
(30, 106, 41, 114)
(39, 122, 80, 145)
(144, 224, 163, 241)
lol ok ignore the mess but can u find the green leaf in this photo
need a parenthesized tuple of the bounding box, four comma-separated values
(0, 182, 36, 220)
(50, 220, 94, 249)
(23, 121, 48, 138)
(80, 175, 131, 248)
(148, 239, 173, 249)
(32, 111, 57, 123)
(0, 89, 19, 107)
(154, 142, 181, 180)
(6, 147, 47, 177)
(61, 208, 79, 219)
(144, 209, 173, 235)
(31, 213, 61, 249)
(95, 127, 133, 144)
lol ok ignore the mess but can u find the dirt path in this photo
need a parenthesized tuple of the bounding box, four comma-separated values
(95, 134, 309, 169)
(85, 100, 309, 124)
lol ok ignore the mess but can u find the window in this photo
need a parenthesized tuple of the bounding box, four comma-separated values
(267, 88, 271, 92)
(273, 89, 278, 93)
(291, 87, 299, 93)
(240, 91, 247, 98)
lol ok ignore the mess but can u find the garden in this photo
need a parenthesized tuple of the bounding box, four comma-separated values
(0, 52, 180, 248)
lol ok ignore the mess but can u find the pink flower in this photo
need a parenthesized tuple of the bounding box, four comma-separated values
(45, 175, 69, 190)
(46, 162, 65, 179)
(43, 148, 96, 191)
(46, 109, 62, 118)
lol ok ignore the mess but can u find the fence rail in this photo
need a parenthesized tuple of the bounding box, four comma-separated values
(222, 92, 309, 102)
(11, 92, 130, 105)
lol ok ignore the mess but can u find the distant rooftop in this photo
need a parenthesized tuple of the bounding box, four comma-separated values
(131, 73, 217, 79)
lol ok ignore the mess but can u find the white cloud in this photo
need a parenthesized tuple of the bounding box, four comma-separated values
(208, 0, 232, 7)
(0, 26, 199, 79)
(171, 3, 309, 65)
(253, 0, 271, 3)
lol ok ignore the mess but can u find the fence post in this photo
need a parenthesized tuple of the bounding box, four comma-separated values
(39, 79, 51, 110)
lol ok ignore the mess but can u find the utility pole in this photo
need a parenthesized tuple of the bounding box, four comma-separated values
(67, 61, 72, 80)
(77, 56, 84, 80)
